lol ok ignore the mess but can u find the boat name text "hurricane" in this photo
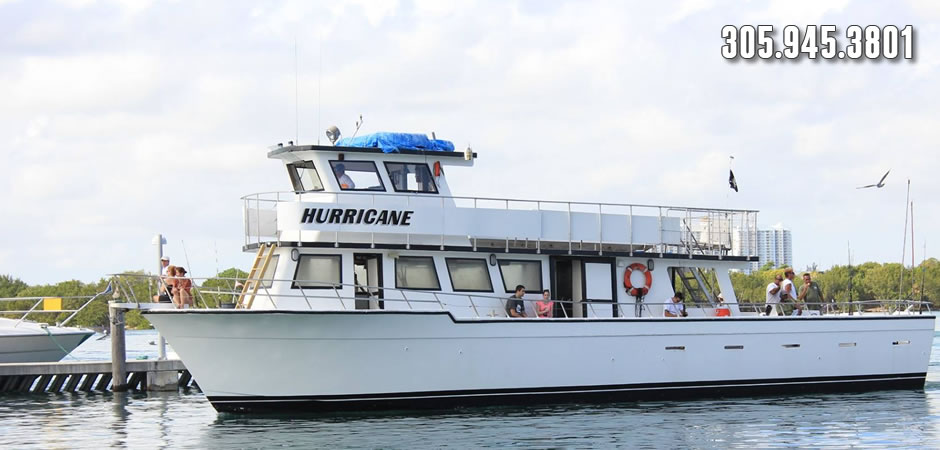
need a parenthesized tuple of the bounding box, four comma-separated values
(300, 208, 414, 226)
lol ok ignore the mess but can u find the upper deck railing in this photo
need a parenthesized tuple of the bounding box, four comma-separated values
(243, 191, 760, 259)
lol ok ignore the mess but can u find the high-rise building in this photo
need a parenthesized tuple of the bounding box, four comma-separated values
(732, 224, 792, 274)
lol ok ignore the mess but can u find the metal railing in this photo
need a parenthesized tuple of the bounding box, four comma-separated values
(110, 273, 931, 319)
(242, 191, 759, 259)
(0, 288, 111, 327)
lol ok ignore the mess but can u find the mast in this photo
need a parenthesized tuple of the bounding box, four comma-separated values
(898, 180, 910, 300)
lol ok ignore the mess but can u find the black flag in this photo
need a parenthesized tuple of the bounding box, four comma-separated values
(729, 170, 738, 192)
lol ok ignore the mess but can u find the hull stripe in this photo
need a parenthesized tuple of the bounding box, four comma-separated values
(206, 372, 927, 412)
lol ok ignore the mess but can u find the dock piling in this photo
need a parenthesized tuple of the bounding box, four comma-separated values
(109, 304, 127, 392)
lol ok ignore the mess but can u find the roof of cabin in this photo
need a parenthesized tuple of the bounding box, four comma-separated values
(268, 144, 477, 159)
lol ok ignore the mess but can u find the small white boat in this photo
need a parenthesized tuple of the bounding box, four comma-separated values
(140, 132, 935, 413)
(0, 289, 107, 363)
(0, 318, 94, 363)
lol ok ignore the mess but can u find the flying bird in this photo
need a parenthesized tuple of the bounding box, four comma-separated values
(856, 170, 890, 189)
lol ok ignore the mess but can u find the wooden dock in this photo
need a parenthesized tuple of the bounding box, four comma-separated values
(0, 359, 195, 393)
(0, 302, 195, 394)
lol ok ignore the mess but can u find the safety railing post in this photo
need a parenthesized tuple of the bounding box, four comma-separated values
(597, 203, 603, 255)
(468, 295, 480, 317)
(332, 285, 346, 310)
(658, 207, 664, 257)
(629, 205, 634, 256)
(567, 202, 572, 255)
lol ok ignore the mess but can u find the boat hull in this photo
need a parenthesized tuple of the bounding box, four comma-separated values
(0, 330, 94, 363)
(142, 310, 935, 413)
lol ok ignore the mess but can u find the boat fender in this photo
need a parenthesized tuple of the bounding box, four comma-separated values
(623, 263, 652, 297)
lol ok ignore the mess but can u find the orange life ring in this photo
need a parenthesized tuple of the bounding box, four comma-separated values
(623, 263, 652, 297)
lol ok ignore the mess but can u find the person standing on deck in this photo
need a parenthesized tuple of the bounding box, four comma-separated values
(798, 273, 824, 312)
(765, 275, 782, 316)
(506, 285, 527, 318)
(781, 269, 803, 315)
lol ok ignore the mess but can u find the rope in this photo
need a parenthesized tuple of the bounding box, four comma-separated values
(44, 327, 78, 361)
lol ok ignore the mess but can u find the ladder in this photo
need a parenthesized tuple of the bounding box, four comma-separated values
(674, 267, 716, 307)
(236, 243, 277, 309)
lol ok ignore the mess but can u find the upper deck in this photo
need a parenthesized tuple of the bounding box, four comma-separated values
(245, 138, 760, 260)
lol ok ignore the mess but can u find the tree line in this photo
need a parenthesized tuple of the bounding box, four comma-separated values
(1, 259, 937, 329)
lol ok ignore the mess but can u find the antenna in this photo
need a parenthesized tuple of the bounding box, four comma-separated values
(317, 32, 322, 145)
(898, 179, 910, 300)
(294, 35, 299, 144)
(351, 114, 364, 138)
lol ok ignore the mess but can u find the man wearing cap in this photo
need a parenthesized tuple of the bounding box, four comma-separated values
(160, 256, 170, 276)
(664, 292, 688, 317)
(765, 275, 782, 316)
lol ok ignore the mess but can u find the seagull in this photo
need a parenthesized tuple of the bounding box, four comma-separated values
(856, 170, 890, 189)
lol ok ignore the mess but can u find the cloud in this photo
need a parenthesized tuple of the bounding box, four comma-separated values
(1, 0, 938, 284)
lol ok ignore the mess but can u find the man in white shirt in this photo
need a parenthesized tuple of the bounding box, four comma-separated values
(780, 268, 803, 315)
(334, 164, 356, 189)
(160, 256, 170, 276)
(664, 292, 687, 317)
(765, 274, 782, 316)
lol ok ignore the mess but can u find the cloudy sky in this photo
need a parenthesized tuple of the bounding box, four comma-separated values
(2, 0, 938, 284)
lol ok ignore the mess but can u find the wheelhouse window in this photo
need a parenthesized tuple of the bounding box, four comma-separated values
(286, 161, 324, 192)
(395, 256, 441, 290)
(445, 258, 493, 292)
(329, 160, 386, 191)
(498, 260, 543, 293)
(384, 162, 438, 194)
(292, 254, 342, 289)
(259, 255, 279, 289)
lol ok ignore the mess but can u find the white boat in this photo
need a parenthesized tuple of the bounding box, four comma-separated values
(0, 318, 94, 363)
(142, 132, 935, 413)
(0, 291, 106, 363)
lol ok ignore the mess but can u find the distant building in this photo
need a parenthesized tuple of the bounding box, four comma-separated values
(732, 224, 792, 274)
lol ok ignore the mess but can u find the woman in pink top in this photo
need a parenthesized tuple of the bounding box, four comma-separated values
(173, 267, 194, 309)
(535, 289, 554, 318)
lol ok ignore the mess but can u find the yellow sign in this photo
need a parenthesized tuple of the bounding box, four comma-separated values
(43, 297, 63, 311)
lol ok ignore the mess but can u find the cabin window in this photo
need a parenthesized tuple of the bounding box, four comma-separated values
(292, 254, 342, 289)
(259, 255, 279, 289)
(384, 162, 438, 194)
(286, 161, 324, 192)
(668, 266, 720, 307)
(498, 260, 543, 293)
(395, 256, 441, 290)
(329, 160, 386, 191)
(445, 258, 493, 292)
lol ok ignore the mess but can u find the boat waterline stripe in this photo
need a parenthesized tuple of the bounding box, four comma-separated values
(208, 372, 926, 404)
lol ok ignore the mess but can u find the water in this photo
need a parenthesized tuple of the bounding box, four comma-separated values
(2, 332, 939, 449)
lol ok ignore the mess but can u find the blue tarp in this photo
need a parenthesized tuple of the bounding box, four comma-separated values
(336, 132, 455, 153)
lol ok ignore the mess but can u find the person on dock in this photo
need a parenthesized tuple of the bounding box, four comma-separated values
(505, 285, 527, 318)
(664, 292, 688, 317)
(765, 275, 782, 316)
(798, 273, 824, 312)
(173, 267, 193, 309)
(535, 289, 553, 318)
